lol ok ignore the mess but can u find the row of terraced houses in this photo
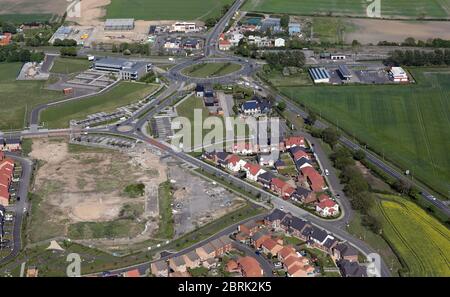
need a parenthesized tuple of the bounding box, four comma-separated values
(0, 152, 15, 206)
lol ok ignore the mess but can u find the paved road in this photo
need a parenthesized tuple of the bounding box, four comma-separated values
(0, 154, 33, 266)
(233, 241, 274, 277)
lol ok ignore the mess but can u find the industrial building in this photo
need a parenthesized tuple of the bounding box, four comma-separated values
(337, 65, 352, 80)
(309, 68, 330, 83)
(170, 22, 197, 33)
(104, 19, 135, 31)
(389, 67, 409, 82)
(93, 57, 152, 81)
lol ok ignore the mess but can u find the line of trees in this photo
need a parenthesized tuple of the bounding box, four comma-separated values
(379, 37, 450, 48)
(112, 42, 149, 55)
(384, 49, 450, 66)
(0, 44, 44, 62)
(60, 47, 77, 57)
(263, 50, 305, 70)
(53, 38, 77, 47)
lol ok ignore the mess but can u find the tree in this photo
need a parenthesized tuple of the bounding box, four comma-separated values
(321, 127, 340, 148)
(112, 43, 118, 53)
(280, 14, 290, 29)
(352, 39, 360, 47)
(353, 149, 366, 161)
(277, 101, 286, 112)
(205, 18, 217, 28)
(306, 111, 317, 125)
(402, 37, 416, 47)
(1, 22, 17, 34)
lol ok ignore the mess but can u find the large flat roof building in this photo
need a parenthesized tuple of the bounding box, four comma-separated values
(338, 65, 352, 80)
(309, 67, 330, 83)
(105, 19, 135, 31)
(93, 57, 151, 81)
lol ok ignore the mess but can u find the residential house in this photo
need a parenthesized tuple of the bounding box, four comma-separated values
(292, 149, 309, 162)
(195, 84, 205, 97)
(291, 187, 315, 204)
(183, 38, 201, 50)
(284, 136, 305, 149)
(316, 198, 339, 217)
(277, 245, 297, 262)
(215, 151, 230, 167)
(226, 260, 240, 273)
(0, 33, 12, 46)
(202, 258, 218, 269)
(225, 154, 246, 172)
(196, 243, 216, 261)
(274, 159, 286, 171)
(264, 208, 288, 230)
(123, 269, 141, 277)
(219, 39, 232, 51)
(287, 264, 314, 277)
(232, 142, 257, 155)
(274, 38, 285, 47)
(301, 167, 326, 192)
(260, 238, 283, 256)
(183, 250, 201, 269)
(309, 226, 335, 250)
(170, 271, 191, 277)
(238, 220, 260, 237)
(209, 235, 233, 257)
(169, 255, 187, 272)
(295, 158, 312, 170)
(250, 230, 271, 249)
(241, 100, 259, 115)
(243, 162, 265, 181)
(258, 154, 277, 167)
(338, 259, 367, 277)
(333, 243, 359, 263)
(257, 171, 274, 188)
(271, 178, 295, 199)
(322, 237, 338, 254)
(151, 260, 169, 277)
(237, 256, 264, 277)
(0, 138, 21, 152)
(164, 37, 181, 49)
(281, 215, 310, 240)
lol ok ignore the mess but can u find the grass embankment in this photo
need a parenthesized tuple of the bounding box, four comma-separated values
(50, 57, 91, 74)
(0, 62, 62, 130)
(155, 181, 175, 239)
(182, 63, 241, 78)
(40, 82, 159, 128)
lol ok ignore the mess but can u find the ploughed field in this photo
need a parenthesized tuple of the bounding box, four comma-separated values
(280, 68, 450, 198)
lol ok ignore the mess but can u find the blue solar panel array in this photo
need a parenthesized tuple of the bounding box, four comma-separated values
(309, 67, 330, 81)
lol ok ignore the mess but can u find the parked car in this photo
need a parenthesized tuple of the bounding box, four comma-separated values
(324, 169, 329, 176)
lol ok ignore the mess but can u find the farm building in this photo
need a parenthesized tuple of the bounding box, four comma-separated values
(389, 67, 409, 82)
(93, 57, 151, 80)
(104, 19, 135, 31)
(338, 65, 352, 80)
(309, 68, 330, 83)
(288, 23, 301, 35)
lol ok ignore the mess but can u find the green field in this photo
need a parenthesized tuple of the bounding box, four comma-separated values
(40, 82, 158, 128)
(0, 63, 62, 130)
(106, 0, 234, 21)
(50, 57, 91, 74)
(377, 195, 450, 276)
(182, 62, 242, 78)
(243, 0, 450, 19)
(280, 68, 450, 198)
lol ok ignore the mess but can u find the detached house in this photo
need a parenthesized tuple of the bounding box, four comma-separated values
(225, 154, 246, 172)
(316, 198, 339, 217)
(257, 171, 274, 188)
(291, 187, 315, 204)
(243, 162, 265, 181)
(237, 256, 264, 277)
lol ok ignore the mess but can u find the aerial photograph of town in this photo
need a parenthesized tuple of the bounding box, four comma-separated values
(0, 0, 448, 292)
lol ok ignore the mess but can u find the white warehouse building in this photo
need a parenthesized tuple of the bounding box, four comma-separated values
(93, 57, 152, 81)
(389, 67, 409, 82)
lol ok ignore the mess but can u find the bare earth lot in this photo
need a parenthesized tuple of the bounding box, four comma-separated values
(0, 0, 68, 15)
(345, 19, 450, 44)
(28, 139, 166, 244)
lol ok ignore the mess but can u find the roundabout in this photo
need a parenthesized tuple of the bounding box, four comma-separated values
(166, 57, 258, 84)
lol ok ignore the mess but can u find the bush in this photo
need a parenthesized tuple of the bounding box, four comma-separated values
(123, 183, 145, 198)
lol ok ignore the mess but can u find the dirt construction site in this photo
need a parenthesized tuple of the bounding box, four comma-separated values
(27, 138, 244, 252)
